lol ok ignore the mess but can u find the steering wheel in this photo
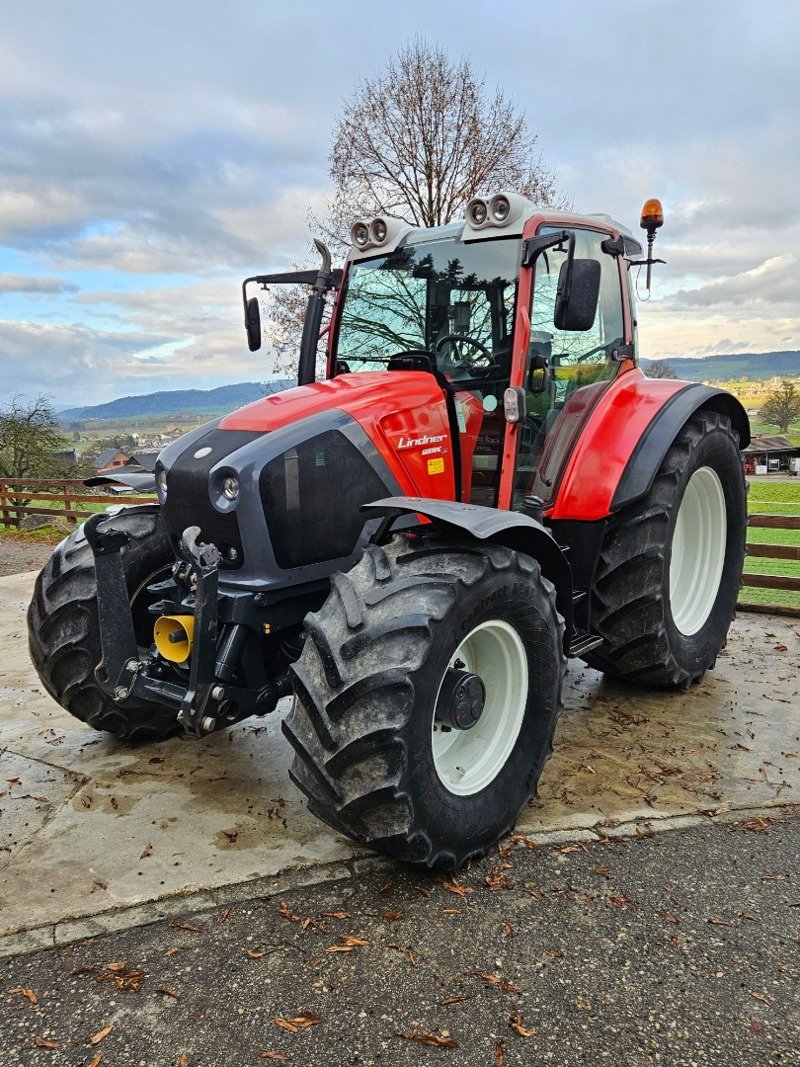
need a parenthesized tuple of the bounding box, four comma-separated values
(435, 334, 498, 376)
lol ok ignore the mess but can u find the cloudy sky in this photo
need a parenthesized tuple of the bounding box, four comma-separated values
(1, 0, 798, 405)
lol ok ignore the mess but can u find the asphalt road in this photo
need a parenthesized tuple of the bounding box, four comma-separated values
(1, 811, 797, 1066)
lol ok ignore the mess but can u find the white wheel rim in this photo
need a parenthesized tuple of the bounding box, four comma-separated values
(431, 619, 528, 796)
(669, 466, 727, 636)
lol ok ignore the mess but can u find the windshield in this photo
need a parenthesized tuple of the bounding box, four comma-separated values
(334, 235, 520, 385)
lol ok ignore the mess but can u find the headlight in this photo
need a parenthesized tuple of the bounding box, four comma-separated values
(222, 476, 240, 501)
(371, 217, 388, 243)
(157, 469, 168, 497)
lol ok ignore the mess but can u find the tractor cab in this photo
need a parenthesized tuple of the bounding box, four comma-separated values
(326, 196, 643, 513)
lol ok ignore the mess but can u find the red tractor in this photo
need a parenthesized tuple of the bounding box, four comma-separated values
(28, 193, 749, 868)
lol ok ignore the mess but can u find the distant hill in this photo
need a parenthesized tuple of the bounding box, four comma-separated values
(60, 380, 293, 422)
(642, 350, 800, 381)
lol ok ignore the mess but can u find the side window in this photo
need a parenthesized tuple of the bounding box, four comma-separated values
(530, 228, 624, 393)
(512, 228, 625, 510)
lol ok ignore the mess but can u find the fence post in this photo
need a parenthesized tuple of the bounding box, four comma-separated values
(64, 483, 76, 526)
(0, 481, 8, 528)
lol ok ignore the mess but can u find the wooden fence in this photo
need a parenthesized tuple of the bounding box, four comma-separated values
(0, 478, 155, 527)
(1, 480, 798, 617)
(738, 513, 800, 618)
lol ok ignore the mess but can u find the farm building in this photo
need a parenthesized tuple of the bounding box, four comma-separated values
(94, 447, 131, 471)
(743, 434, 800, 474)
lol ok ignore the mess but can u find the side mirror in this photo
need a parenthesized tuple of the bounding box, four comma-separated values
(554, 259, 601, 332)
(526, 352, 551, 395)
(246, 296, 262, 352)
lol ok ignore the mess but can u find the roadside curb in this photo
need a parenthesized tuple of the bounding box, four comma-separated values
(2, 800, 794, 961)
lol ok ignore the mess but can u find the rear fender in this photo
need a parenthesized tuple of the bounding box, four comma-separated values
(362, 496, 573, 650)
(548, 372, 750, 520)
(611, 385, 750, 512)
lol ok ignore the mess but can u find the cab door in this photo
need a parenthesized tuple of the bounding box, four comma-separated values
(511, 227, 627, 510)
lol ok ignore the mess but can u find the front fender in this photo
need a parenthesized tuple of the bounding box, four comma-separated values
(362, 496, 573, 649)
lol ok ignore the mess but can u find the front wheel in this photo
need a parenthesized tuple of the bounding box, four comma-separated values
(283, 537, 565, 869)
(27, 508, 179, 740)
(584, 411, 747, 687)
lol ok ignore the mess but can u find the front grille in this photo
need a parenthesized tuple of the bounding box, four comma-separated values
(163, 426, 262, 564)
(260, 429, 390, 569)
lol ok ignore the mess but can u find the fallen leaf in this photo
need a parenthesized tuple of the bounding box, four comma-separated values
(440, 878, 472, 896)
(510, 834, 539, 850)
(87, 1055, 102, 1067)
(441, 908, 460, 915)
(609, 894, 636, 909)
(273, 1012, 320, 1033)
(90, 1024, 114, 1045)
(660, 913, 681, 925)
(339, 935, 369, 947)
(279, 901, 301, 924)
(7, 987, 38, 1004)
(707, 917, 737, 927)
(156, 988, 181, 1000)
(439, 994, 472, 1006)
(321, 910, 350, 920)
(105, 962, 126, 972)
(383, 910, 404, 921)
(218, 908, 230, 924)
(34, 1036, 59, 1049)
(594, 867, 611, 877)
(471, 972, 519, 996)
(542, 950, 563, 959)
(378, 882, 393, 896)
(168, 921, 203, 933)
(259, 1054, 288, 1062)
(247, 950, 266, 959)
(140, 843, 153, 859)
(509, 1009, 535, 1037)
(751, 992, 772, 1005)
(729, 816, 773, 833)
(394, 1030, 458, 1049)
(495, 1039, 505, 1065)
(324, 944, 354, 954)
(502, 922, 514, 938)
(178, 1054, 188, 1067)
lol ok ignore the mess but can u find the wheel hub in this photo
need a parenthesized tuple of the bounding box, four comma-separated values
(435, 668, 486, 730)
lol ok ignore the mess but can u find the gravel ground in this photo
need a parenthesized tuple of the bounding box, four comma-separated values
(0, 535, 59, 577)
(1, 811, 797, 1066)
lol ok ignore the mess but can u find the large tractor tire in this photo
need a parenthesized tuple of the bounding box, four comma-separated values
(28, 508, 179, 740)
(583, 411, 747, 688)
(283, 536, 565, 869)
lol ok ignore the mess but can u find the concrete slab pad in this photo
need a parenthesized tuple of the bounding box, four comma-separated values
(1, 570, 798, 950)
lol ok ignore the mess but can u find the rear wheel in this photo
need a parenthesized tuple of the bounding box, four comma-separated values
(583, 411, 747, 687)
(27, 508, 179, 740)
(283, 536, 565, 869)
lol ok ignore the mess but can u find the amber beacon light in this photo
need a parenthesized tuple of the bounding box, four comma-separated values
(638, 197, 665, 290)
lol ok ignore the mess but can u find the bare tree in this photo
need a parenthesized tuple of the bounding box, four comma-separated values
(759, 379, 800, 434)
(269, 38, 564, 374)
(644, 360, 677, 379)
(0, 395, 69, 480)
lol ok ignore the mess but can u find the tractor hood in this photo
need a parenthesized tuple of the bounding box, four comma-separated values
(153, 371, 458, 588)
(218, 371, 459, 502)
